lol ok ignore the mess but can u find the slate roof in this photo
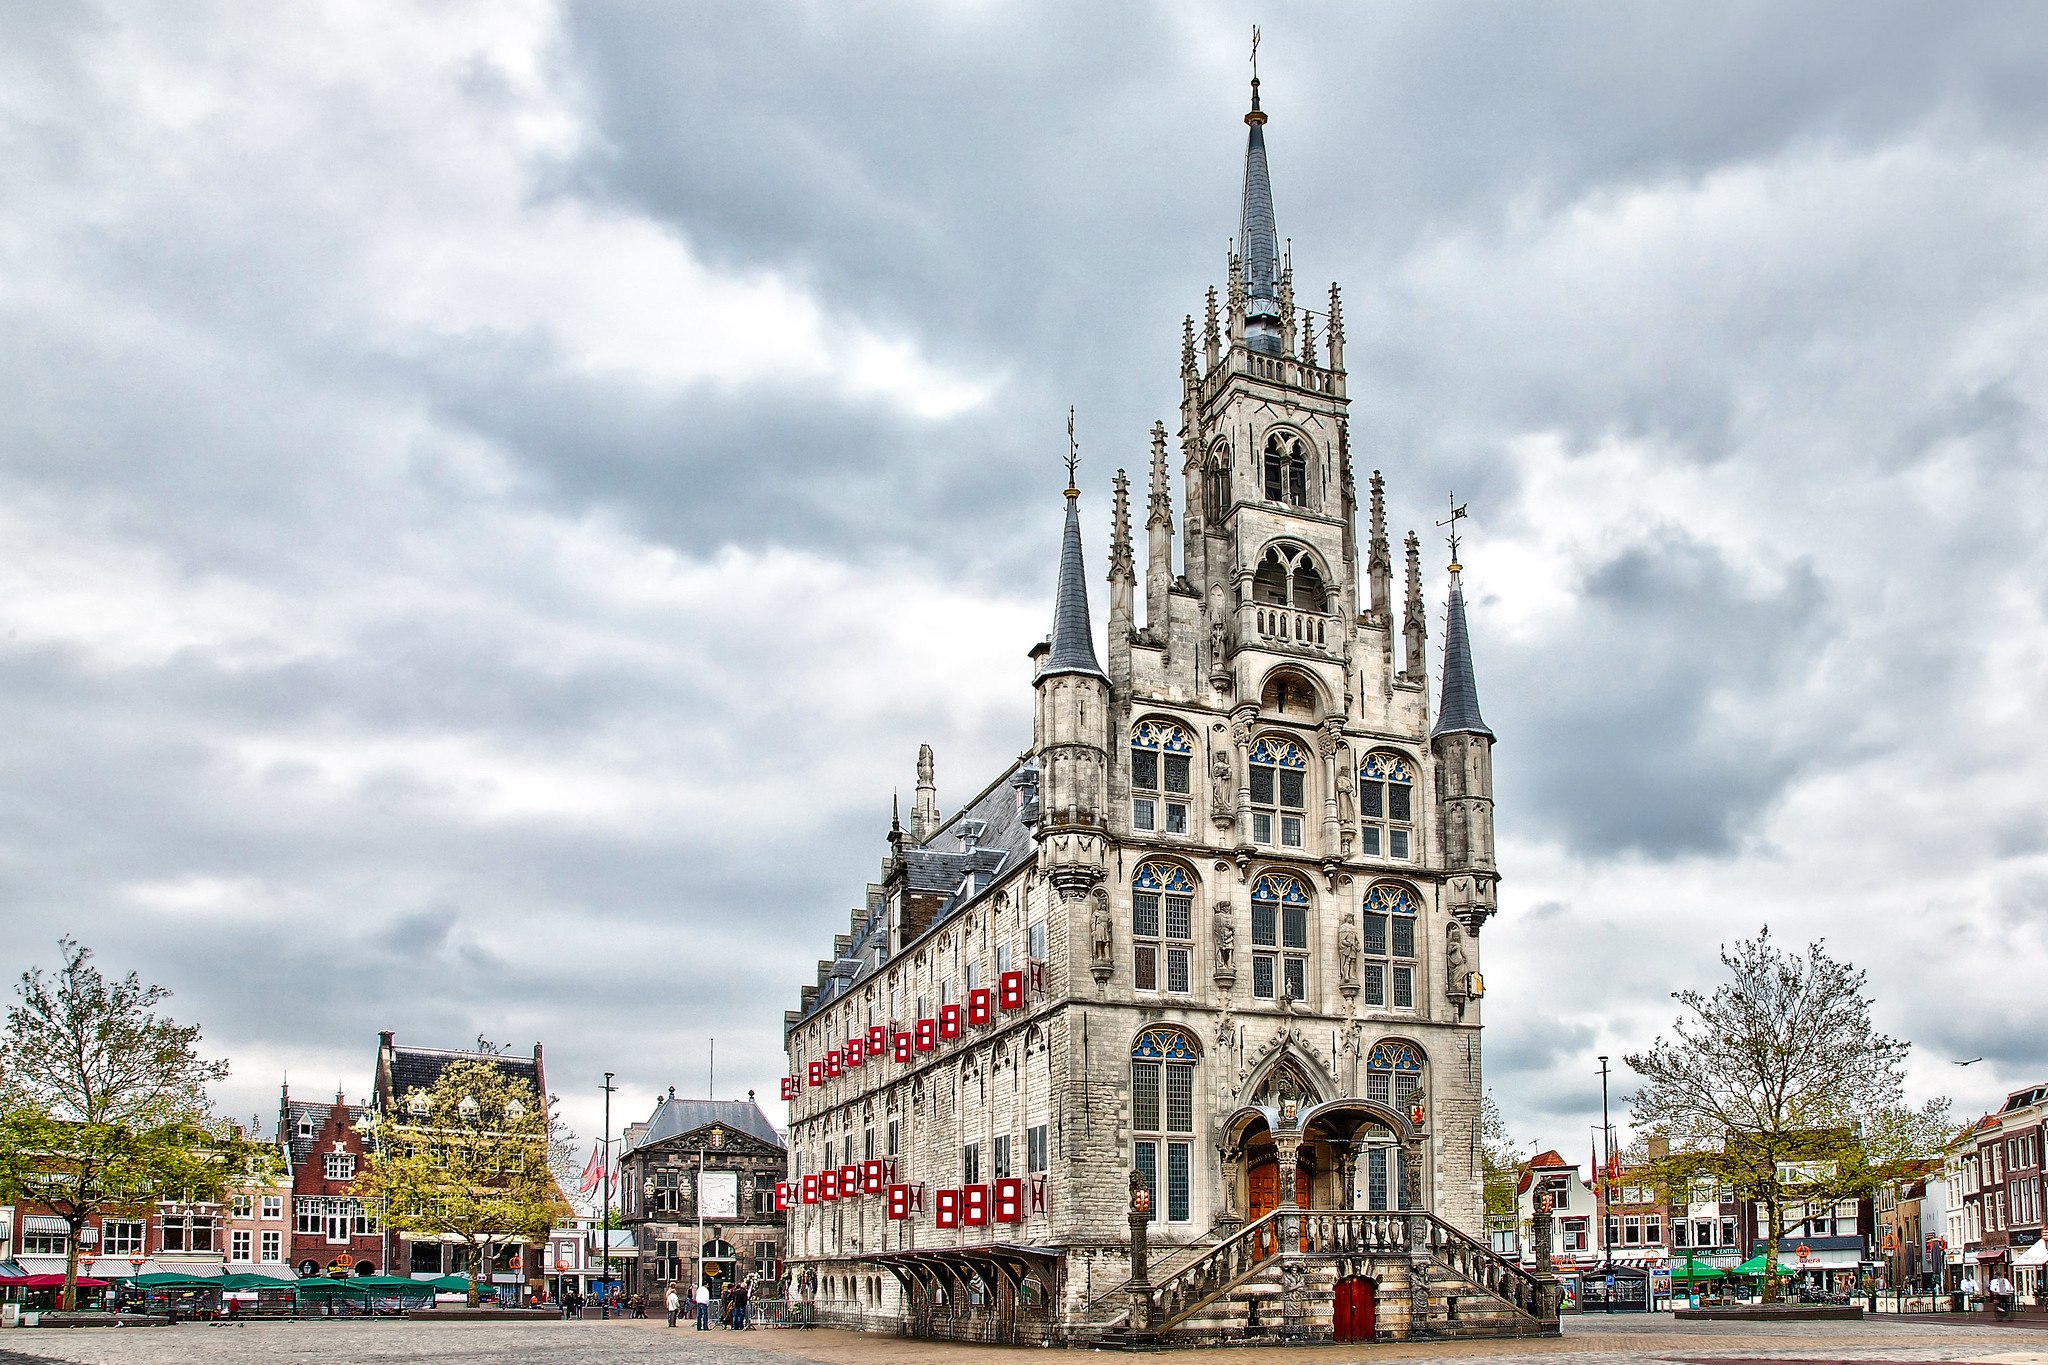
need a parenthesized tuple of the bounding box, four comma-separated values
(282, 1099, 366, 1165)
(388, 1045, 539, 1105)
(1433, 572, 1494, 739)
(798, 758, 1038, 1024)
(623, 1095, 783, 1154)
(1044, 491, 1105, 680)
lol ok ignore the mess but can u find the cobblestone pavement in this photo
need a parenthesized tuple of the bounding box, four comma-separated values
(0, 1314, 2044, 1365)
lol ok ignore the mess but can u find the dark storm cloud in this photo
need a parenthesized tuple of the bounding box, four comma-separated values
(4, 0, 2046, 1156)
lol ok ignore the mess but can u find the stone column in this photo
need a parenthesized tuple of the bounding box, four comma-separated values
(1217, 1144, 1245, 1229)
(1404, 1136, 1430, 1337)
(1229, 706, 1257, 836)
(1276, 1131, 1303, 1209)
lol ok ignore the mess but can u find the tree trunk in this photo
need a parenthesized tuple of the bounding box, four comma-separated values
(467, 1242, 481, 1307)
(1763, 1198, 1785, 1304)
(62, 1215, 83, 1313)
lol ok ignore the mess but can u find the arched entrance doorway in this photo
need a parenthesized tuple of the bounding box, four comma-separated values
(1333, 1276, 1375, 1341)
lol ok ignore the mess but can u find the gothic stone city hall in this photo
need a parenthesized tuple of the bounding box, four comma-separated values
(779, 81, 1551, 1347)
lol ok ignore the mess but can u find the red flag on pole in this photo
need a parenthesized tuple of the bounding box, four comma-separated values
(578, 1143, 605, 1195)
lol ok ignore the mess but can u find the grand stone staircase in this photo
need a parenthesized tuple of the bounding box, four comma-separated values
(1079, 1208, 1559, 1345)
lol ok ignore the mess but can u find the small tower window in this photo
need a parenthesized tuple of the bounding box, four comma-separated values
(1129, 719, 1193, 834)
(1131, 862, 1195, 995)
(1263, 434, 1308, 507)
(1360, 751, 1417, 860)
(1249, 737, 1308, 848)
(1249, 871, 1311, 1002)
(1361, 883, 1420, 1010)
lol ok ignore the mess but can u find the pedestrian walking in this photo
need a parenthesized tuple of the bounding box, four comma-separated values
(1988, 1272, 2016, 1321)
(733, 1279, 750, 1329)
(694, 1279, 711, 1330)
(666, 1282, 681, 1327)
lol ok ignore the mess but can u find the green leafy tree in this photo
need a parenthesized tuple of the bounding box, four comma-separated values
(353, 1059, 569, 1305)
(0, 939, 257, 1310)
(1625, 930, 1951, 1302)
(1480, 1094, 1525, 1223)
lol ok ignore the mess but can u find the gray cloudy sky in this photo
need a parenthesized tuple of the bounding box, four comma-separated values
(4, 1, 2046, 1178)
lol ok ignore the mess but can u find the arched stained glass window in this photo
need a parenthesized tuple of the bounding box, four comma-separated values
(1249, 871, 1311, 1003)
(1132, 862, 1195, 995)
(1249, 737, 1308, 849)
(1362, 1041, 1425, 1211)
(1362, 884, 1420, 1011)
(1130, 1029, 1197, 1224)
(1130, 720, 1193, 835)
(1360, 750, 1416, 861)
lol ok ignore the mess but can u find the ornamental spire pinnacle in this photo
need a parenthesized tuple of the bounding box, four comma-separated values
(1434, 498, 1493, 739)
(1238, 28, 1283, 357)
(1045, 410, 1106, 681)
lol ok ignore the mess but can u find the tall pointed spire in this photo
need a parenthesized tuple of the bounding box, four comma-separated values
(1046, 413, 1107, 680)
(1238, 46, 1283, 357)
(1434, 503, 1493, 738)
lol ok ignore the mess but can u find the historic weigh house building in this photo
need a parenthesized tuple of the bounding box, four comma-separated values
(779, 76, 1550, 1346)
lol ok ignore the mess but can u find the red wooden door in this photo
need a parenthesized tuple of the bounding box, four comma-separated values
(1333, 1276, 1375, 1343)
(1248, 1162, 1278, 1256)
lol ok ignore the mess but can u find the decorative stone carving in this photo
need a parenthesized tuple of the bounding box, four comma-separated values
(1334, 762, 1355, 827)
(1212, 904, 1236, 983)
(1446, 919, 1470, 997)
(1089, 887, 1114, 982)
(1209, 748, 1235, 828)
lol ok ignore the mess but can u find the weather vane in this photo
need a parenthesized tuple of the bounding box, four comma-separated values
(1065, 406, 1080, 492)
(1437, 492, 1468, 571)
(1250, 26, 1260, 83)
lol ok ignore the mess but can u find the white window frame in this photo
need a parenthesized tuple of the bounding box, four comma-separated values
(1248, 737, 1308, 849)
(1358, 750, 1416, 860)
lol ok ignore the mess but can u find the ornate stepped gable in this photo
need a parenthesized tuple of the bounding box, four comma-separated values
(778, 61, 1535, 1347)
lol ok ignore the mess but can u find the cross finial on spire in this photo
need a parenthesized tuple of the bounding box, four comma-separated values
(1246, 26, 1266, 125)
(1436, 493, 1469, 573)
(1065, 406, 1080, 495)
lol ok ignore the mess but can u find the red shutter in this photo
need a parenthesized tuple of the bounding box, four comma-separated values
(915, 1018, 936, 1052)
(820, 1169, 839, 1202)
(887, 1184, 910, 1220)
(893, 1032, 913, 1063)
(779, 1077, 796, 1101)
(939, 1003, 962, 1040)
(968, 987, 994, 1026)
(934, 1188, 960, 1229)
(846, 1038, 864, 1066)
(774, 1181, 791, 1212)
(862, 1160, 885, 1195)
(867, 1024, 888, 1054)
(994, 1178, 1023, 1223)
(839, 1164, 859, 1197)
(807, 1061, 823, 1087)
(998, 970, 1026, 1010)
(801, 1174, 819, 1204)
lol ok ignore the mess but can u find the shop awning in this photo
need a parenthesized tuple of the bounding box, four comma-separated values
(1669, 1263, 1725, 1281)
(2014, 1242, 2048, 1268)
(0, 1274, 112, 1289)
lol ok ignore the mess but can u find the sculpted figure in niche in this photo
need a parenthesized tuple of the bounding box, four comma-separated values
(1213, 907, 1235, 970)
(1210, 749, 1234, 821)
(1334, 762, 1356, 825)
(1089, 890, 1114, 964)
(1446, 918, 1470, 994)
(1336, 911, 1362, 986)
(1210, 617, 1228, 673)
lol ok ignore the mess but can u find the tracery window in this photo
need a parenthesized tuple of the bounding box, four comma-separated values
(1363, 1040, 1425, 1211)
(1263, 433, 1308, 507)
(1131, 1027, 1199, 1223)
(1361, 884, 1420, 1010)
(1359, 751, 1416, 860)
(1249, 737, 1307, 848)
(1249, 871, 1310, 1003)
(1251, 545, 1328, 613)
(1132, 862, 1195, 995)
(1130, 719, 1192, 835)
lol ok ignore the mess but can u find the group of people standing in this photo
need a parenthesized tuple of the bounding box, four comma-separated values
(666, 1278, 751, 1330)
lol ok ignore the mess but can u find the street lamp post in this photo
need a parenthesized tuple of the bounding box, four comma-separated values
(600, 1072, 615, 1319)
(1599, 1055, 1614, 1314)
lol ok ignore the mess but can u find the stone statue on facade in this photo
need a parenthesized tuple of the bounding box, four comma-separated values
(1446, 918, 1470, 996)
(1090, 889, 1114, 965)
(1210, 617, 1228, 674)
(1336, 911, 1362, 988)
(1213, 908, 1235, 972)
(1209, 748, 1234, 826)
(1334, 761, 1355, 825)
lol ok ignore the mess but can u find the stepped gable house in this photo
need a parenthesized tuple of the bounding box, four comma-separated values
(280, 1085, 381, 1277)
(778, 72, 1548, 1346)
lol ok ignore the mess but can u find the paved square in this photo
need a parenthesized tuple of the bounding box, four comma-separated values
(0, 1315, 2044, 1365)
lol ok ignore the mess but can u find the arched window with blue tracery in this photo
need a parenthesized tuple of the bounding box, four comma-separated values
(1130, 719, 1193, 835)
(1250, 871, 1311, 1003)
(1362, 883, 1420, 1011)
(1131, 1027, 1200, 1224)
(1131, 861, 1195, 995)
(1249, 736, 1308, 849)
(1359, 750, 1416, 861)
(1362, 1041, 1426, 1211)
